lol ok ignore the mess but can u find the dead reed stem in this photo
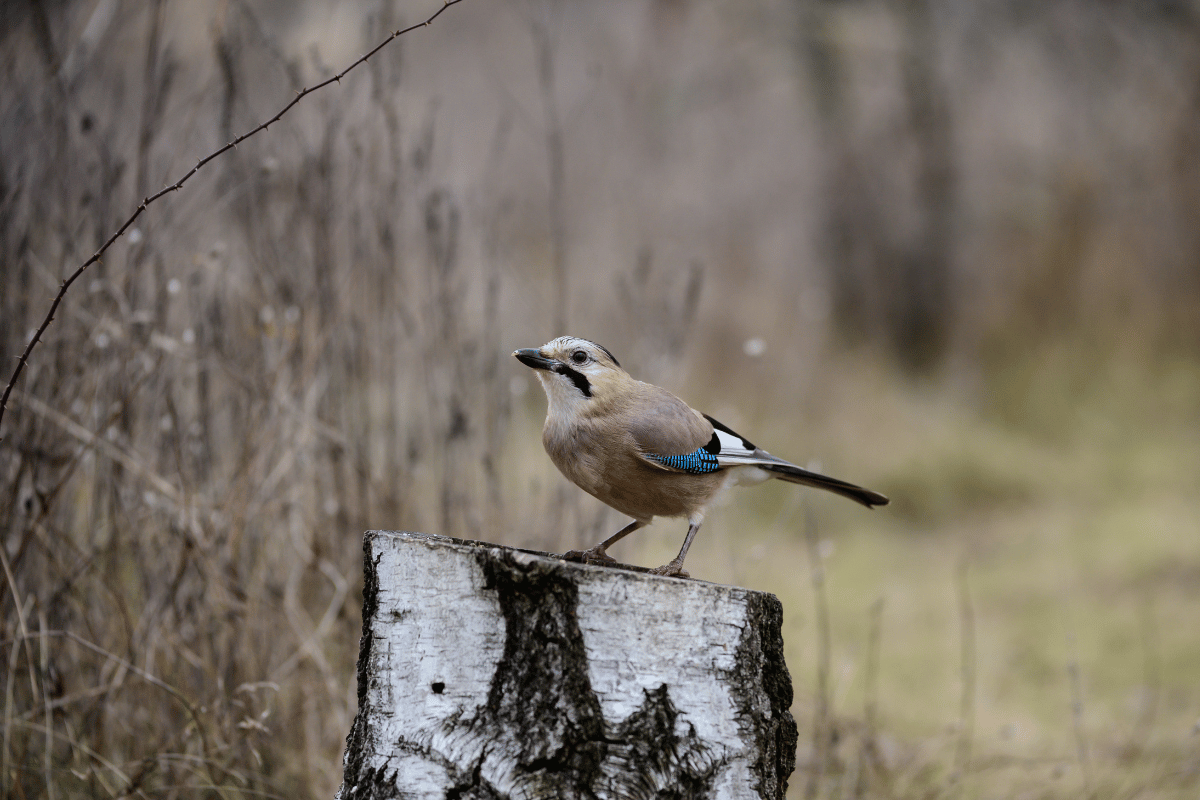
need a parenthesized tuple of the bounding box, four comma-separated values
(952, 556, 976, 791)
(804, 505, 832, 799)
(1067, 634, 1094, 797)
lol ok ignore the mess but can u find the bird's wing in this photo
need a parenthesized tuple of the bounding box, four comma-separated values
(701, 414, 889, 507)
(663, 414, 798, 470)
(632, 411, 779, 475)
(699, 414, 777, 466)
(632, 408, 889, 507)
(625, 383, 716, 472)
(626, 397, 771, 475)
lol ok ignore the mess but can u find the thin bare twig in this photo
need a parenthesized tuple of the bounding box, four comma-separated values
(5, 719, 131, 794)
(0, 538, 39, 700)
(11, 389, 182, 503)
(17, 628, 216, 790)
(0, 0, 467, 437)
(804, 505, 832, 799)
(857, 597, 886, 798)
(1131, 592, 1160, 750)
(37, 609, 53, 800)
(270, 559, 351, 686)
(952, 556, 976, 791)
(2, 595, 35, 800)
(1067, 634, 1093, 797)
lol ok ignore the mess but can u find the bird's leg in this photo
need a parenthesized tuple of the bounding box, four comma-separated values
(560, 519, 644, 565)
(649, 520, 702, 578)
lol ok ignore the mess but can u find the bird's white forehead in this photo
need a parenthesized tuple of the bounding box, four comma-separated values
(541, 336, 620, 366)
(543, 336, 592, 352)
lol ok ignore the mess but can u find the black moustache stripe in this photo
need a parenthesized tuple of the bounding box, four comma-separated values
(554, 364, 592, 397)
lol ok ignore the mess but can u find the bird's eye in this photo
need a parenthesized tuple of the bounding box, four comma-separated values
(570, 350, 588, 365)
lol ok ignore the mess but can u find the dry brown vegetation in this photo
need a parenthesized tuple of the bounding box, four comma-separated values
(2, 1, 1199, 798)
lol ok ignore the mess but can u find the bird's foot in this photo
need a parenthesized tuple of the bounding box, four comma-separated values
(648, 560, 690, 579)
(559, 547, 618, 566)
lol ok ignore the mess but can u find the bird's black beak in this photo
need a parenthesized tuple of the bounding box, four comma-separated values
(514, 348, 557, 371)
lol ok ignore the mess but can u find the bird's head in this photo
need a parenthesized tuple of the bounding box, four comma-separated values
(513, 337, 626, 412)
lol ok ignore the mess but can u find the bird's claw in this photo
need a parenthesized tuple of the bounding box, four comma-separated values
(560, 547, 618, 566)
(648, 562, 690, 579)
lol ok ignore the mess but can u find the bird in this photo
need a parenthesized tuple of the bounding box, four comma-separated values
(513, 336, 888, 578)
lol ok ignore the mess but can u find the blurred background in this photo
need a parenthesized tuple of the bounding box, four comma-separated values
(2, 0, 1199, 797)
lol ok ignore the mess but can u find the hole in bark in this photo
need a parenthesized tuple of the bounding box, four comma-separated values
(431, 682, 445, 694)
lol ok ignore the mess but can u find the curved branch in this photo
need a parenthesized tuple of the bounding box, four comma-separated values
(0, 0, 466, 436)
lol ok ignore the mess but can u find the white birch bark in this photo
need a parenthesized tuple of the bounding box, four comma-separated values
(337, 531, 796, 800)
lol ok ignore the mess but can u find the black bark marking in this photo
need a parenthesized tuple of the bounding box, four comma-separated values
(599, 684, 724, 799)
(422, 549, 724, 797)
(476, 552, 606, 787)
(339, 539, 386, 798)
(725, 592, 797, 799)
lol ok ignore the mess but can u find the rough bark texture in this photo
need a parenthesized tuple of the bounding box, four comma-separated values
(337, 531, 796, 799)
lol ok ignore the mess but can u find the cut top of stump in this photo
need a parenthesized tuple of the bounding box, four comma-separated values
(338, 530, 797, 800)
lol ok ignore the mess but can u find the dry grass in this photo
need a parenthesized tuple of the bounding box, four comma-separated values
(667, 346, 1200, 799)
(2, 1, 1199, 798)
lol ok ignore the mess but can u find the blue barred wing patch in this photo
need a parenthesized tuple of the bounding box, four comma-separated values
(646, 447, 721, 474)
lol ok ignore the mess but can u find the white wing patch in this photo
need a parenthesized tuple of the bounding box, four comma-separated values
(709, 426, 794, 470)
(711, 429, 759, 463)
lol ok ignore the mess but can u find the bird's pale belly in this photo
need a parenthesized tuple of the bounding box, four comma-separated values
(546, 441, 725, 523)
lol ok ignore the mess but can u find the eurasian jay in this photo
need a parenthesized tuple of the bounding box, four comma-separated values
(514, 336, 888, 577)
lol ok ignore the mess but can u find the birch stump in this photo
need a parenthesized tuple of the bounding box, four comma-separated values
(337, 531, 797, 799)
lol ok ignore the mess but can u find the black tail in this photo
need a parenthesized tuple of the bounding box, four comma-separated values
(763, 463, 889, 508)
